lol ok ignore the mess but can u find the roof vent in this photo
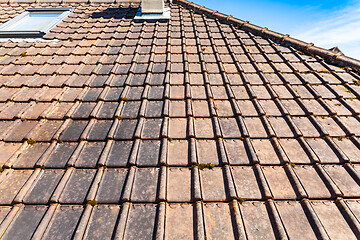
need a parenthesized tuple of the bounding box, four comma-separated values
(142, 0, 164, 13)
(135, 0, 170, 21)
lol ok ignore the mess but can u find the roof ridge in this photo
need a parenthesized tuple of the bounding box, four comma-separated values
(174, 0, 360, 70)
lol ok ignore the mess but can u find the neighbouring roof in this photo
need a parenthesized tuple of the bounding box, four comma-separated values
(0, 0, 360, 239)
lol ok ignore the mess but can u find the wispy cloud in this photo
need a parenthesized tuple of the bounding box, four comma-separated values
(294, 3, 360, 60)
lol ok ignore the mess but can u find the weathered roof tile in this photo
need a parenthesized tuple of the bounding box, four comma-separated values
(58, 168, 97, 203)
(24, 169, 65, 204)
(1, 205, 48, 239)
(41, 205, 84, 239)
(131, 167, 160, 202)
(95, 168, 128, 203)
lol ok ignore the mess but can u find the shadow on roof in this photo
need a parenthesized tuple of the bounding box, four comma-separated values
(90, 7, 138, 19)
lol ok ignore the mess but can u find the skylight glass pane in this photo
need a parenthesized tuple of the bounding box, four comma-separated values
(1, 11, 63, 32)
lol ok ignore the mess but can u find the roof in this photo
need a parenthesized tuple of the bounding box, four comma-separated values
(0, 0, 360, 239)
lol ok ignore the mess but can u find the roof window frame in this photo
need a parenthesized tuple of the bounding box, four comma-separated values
(0, 8, 73, 38)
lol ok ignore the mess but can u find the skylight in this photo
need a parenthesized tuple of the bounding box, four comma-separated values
(0, 8, 72, 38)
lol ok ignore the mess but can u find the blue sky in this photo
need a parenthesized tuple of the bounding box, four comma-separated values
(194, 0, 360, 60)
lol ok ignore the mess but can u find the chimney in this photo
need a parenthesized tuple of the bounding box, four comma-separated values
(135, 0, 170, 21)
(142, 0, 164, 14)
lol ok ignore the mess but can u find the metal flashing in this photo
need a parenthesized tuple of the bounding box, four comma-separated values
(134, 7, 170, 21)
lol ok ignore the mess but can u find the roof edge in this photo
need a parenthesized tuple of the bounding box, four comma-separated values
(174, 0, 360, 70)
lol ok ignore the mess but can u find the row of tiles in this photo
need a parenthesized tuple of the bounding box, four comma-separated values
(0, 82, 359, 103)
(1, 98, 360, 120)
(0, 72, 357, 87)
(0, 38, 321, 64)
(1, 136, 360, 168)
(1, 200, 360, 239)
(1, 115, 360, 143)
(0, 61, 349, 76)
(0, 164, 360, 204)
(0, 35, 309, 54)
(0, 54, 343, 73)
(0, 36, 339, 63)
(1, 135, 360, 169)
